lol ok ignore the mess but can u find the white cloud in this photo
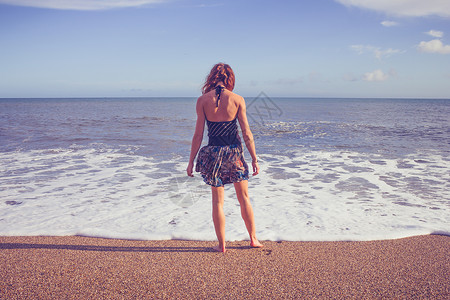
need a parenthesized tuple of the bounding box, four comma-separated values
(374, 48, 403, 60)
(350, 45, 366, 54)
(335, 0, 450, 18)
(193, 3, 224, 8)
(426, 30, 444, 38)
(342, 73, 359, 82)
(363, 69, 389, 82)
(350, 45, 403, 60)
(0, 0, 164, 10)
(418, 39, 450, 54)
(381, 20, 399, 27)
(345, 69, 395, 82)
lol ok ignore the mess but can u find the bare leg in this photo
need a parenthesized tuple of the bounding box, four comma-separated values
(211, 186, 226, 252)
(234, 180, 263, 248)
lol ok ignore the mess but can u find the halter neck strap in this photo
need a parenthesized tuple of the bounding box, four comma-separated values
(215, 86, 225, 107)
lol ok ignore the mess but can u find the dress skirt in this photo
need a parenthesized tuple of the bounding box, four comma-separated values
(195, 144, 249, 187)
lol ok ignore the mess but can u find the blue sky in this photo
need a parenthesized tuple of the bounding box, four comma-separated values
(0, 0, 449, 98)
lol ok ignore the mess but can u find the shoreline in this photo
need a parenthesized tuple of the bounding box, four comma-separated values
(1, 234, 449, 299)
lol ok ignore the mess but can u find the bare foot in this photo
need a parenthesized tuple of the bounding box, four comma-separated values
(250, 240, 263, 248)
(212, 245, 226, 253)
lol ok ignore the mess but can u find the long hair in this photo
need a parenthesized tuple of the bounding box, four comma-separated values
(202, 63, 235, 94)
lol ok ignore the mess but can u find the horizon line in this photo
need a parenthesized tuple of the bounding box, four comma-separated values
(1, 96, 449, 100)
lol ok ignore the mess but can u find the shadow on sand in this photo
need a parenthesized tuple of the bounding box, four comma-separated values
(0, 242, 254, 253)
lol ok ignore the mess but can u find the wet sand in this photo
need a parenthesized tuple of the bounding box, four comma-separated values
(1, 235, 448, 299)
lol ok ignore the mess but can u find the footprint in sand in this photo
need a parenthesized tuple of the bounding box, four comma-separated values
(263, 249, 272, 255)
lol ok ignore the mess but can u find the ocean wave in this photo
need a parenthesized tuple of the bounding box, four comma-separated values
(1, 146, 448, 241)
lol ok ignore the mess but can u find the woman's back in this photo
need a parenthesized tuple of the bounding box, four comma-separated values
(199, 89, 242, 122)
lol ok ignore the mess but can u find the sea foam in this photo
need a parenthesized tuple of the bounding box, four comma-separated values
(1, 146, 448, 241)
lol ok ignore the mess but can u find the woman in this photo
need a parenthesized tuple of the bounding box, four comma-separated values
(186, 63, 263, 252)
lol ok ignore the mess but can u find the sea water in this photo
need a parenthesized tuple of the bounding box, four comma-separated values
(1, 97, 449, 241)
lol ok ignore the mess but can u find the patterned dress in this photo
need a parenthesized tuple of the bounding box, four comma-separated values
(195, 118, 249, 187)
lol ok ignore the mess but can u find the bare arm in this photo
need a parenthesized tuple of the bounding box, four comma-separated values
(186, 98, 205, 177)
(237, 97, 259, 176)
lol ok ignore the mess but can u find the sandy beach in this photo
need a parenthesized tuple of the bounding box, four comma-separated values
(0, 235, 448, 299)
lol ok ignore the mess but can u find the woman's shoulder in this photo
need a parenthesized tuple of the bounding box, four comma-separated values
(198, 90, 243, 102)
(197, 89, 216, 100)
(226, 90, 244, 103)
(196, 92, 210, 104)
